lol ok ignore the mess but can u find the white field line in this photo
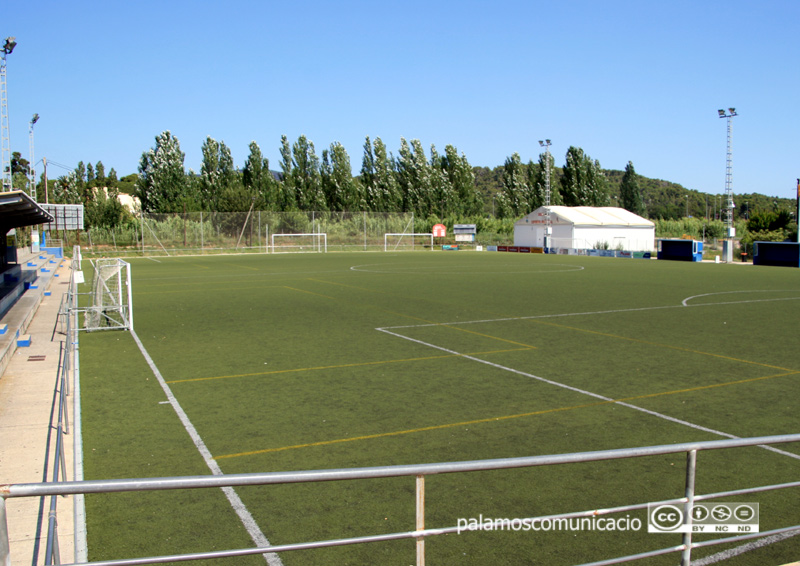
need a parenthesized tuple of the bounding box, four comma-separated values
(690, 528, 800, 565)
(130, 329, 283, 566)
(380, 292, 800, 331)
(374, 329, 800, 462)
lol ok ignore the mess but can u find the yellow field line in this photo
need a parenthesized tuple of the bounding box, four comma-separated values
(213, 370, 798, 460)
(281, 286, 338, 300)
(167, 347, 533, 384)
(530, 319, 796, 372)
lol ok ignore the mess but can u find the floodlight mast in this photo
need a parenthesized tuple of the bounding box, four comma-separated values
(718, 108, 737, 262)
(29, 113, 38, 200)
(539, 139, 552, 251)
(1, 37, 15, 192)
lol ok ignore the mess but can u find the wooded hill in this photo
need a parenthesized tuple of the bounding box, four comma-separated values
(474, 165, 796, 221)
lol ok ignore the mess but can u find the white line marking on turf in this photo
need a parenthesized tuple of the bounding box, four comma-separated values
(682, 289, 799, 307)
(131, 329, 283, 566)
(350, 262, 585, 274)
(376, 328, 800, 462)
(380, 294, 800, 330)
(690, 528, 800, 565)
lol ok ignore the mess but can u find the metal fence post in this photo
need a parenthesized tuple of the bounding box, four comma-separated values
(416, 475, 425, 566)
(680, 449, 698, 566)
(1, 498, 10, 566)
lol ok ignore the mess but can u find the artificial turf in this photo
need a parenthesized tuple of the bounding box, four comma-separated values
(80, 251, 800, 565)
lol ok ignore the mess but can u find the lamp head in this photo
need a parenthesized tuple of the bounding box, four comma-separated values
(2, 37, 16, 55)
(31, 113, 39, 125)
(718, 109, 726, 117)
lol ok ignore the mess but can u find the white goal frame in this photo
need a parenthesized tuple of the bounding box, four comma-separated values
(83, 258, 133, 331)
(384, 233, 434, 252)
(270, 233, 328, 253)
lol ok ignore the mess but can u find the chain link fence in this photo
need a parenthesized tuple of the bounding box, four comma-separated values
(65, 211, 437, 257)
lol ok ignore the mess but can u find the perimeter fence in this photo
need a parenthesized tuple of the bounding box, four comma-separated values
(71, 212, 448, 257)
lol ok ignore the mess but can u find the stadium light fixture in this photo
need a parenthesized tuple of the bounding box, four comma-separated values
(29, 114, 39, 199)
(718, 107, 738, 262)
(538, 139, 553, 251)
(1, 37, 15, 190)
(2, 37, 15, 55)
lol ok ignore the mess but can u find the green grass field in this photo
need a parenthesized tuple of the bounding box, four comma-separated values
(79, 252, 800, 565)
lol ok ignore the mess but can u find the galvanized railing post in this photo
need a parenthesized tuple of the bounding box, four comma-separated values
(680, 449, 698, 566)
(416, 475, 425, 566)
(1, 498, 10, 566)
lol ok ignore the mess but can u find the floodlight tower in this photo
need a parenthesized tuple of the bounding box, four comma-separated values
(1, 37, 16, 192)
(718, 108, 737, 262)
(538, 139, 552, 251)
(29, 113, 38, 200)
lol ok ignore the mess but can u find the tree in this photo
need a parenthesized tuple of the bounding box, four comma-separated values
(619, 161, 645, 216)
(321, 141, 360, 211)
(51, 172, 81, 204)
(442, 145, 482, 216)
(243, 141, 277, 209)
(135, 130, 187, 213)
(561, 146, 609, 207)
(95, 161, 106, 188)
(290, 135, 324, 210)
(496, 153, 528, 218)
(360, 136, 376, 200)
(396, 138, 432, 214)
(368, 137, 400, 212)
(429, 144, 455, 216)
(278, 135, 295, 210)
(199, 136, 236, 211)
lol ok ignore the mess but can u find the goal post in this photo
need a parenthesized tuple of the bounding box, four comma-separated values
(270, 233, 328, 253)
(84, 258, 133, 331)
(384, 233, 434, 252)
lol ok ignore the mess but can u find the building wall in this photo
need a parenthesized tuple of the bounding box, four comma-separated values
(514, 224, 654, 251)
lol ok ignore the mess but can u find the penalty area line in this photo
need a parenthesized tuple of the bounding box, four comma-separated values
(376, 328, 800, 462)
(130, 329, 283, 566)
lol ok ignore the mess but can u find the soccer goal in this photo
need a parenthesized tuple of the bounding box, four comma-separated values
(271, 233, 328, 253)
(384, 233, 434, 252)
(84, 258, 133, 331)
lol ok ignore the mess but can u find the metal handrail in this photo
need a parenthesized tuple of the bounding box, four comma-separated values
(2, 434, 799, 566)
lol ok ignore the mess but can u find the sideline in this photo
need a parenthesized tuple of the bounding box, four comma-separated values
(129, 329, 283, 566)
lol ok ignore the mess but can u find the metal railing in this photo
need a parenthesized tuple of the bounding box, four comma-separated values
(2, 433, 798, 566)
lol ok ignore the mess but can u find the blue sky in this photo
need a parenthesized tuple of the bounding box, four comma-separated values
(6, 0, 800, 200)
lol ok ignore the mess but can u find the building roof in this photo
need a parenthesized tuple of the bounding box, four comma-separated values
(516, 206, 654, 227)
(0, 190, 55, 233)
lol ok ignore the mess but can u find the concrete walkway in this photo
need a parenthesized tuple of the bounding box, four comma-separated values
(0, 251, 75, 566)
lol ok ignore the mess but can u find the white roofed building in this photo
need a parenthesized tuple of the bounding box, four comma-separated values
(514, 206, 655, 252)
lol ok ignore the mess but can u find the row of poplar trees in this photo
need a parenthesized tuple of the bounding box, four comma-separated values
(134, 131, 483, 218)
(133, 131, 645, 219)
(47, 131, 647, 224)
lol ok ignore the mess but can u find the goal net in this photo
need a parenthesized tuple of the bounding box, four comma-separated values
(271, 233, 327, 253)
(384, 233, 434, 252)
(84, 258, 133, 331)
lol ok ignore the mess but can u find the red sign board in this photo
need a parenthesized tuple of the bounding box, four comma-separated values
(432, 223, 447, 238)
